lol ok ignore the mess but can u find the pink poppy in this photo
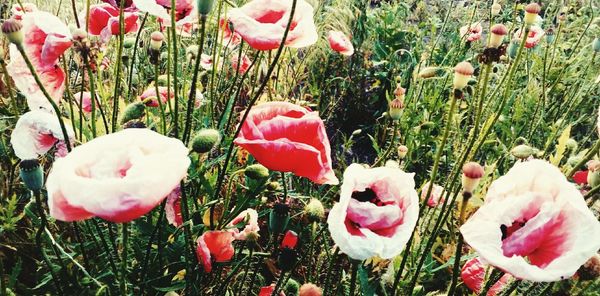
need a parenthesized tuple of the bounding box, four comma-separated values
(461, 160, 600, 281)
(230, 52, 252, 74)
(195, 230, 235, 273)
(461, 257, 512, 296)
(259, 285, 285, 296)
(233, 102, 338, 185)
(84, 4, 139, 39)
(225, 0, 318, 50)
(139, 86, 174, 107)
(200, 54, 214, 70)
(572, 170, 588, 186)
(299, 283, 323, 296)
(10, 110, 75, 160)
(46, 128, 190, 222)
(11, 3, 38, 20)
(281, 230, 298, 249)
(219, 19, 242, 47)
(6, 11, 72, 112)
(227, 209, 259, 240)
(326, 164, 419, 260)
(165, 187, 183, 226)
(133, 0, 195, 23)
(327, 30, 354, 56)
(101, 0, 136, 10)
(421, 181, 445, 208)
(73, 91, 93, 113)
(459, 22, 483, 42)
(513, 25, 545, 48)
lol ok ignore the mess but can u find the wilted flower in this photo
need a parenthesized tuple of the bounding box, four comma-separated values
(327, 164, 419, 260)
(196, 230, 235, 272)
(459, 22, 483, 42)
(10, 110, 75, 160)
(461, 257, 512, 295)
(228, 209, 260, 240)
(165, 187, 183, 226)
(73, 91, 93, 113)
(421, 182, 445, 208)
(46, 128, 190, 222)
(513, 26, 545, 48)
(139, 86, 173, 107)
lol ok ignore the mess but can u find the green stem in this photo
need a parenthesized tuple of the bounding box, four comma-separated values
(154, 63, 167, 134)
(111, 0, 126, 132)
(348, 261, 359, 296)
(170, 0, 180, 137)
(34, 190, 63, 294)
(183, 15, 208, 144)
(120, 223, 129, 296)
(373, 122, 398, 167)
(448, 192, 470, 295)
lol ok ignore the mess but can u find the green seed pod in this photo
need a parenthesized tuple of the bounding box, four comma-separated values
(284, 278, 300, 296)
(20, 159, 43, 191)
(566, 138, 578, 151)
(269, 203, 290, 234)
(244, 164, 270, 180)
(191, 129, 221, 153)
(197, 0, 215, 16)
(123, 37, 136, 49)
(511, 144, 533, 160)
(593, 38, 600, 53)
(120, 102, 146, 124)
(507, 39, 519, 59)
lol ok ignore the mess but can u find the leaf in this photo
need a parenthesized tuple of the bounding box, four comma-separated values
(550, 125, 571, 166)
(358, 264, 376, 296)
(367, 134, 381, 154)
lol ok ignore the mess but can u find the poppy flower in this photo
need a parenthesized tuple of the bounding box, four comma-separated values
(259, 285, 285, 296)
(227, 209, 259, 240)
(46, 128, 190, 222)
(327, 164, 419, 260)
(73, 91, 94, 113)
(225, 0, 318, 50)
(196, 230, 235, 273)
(459, 22, 483, 42)
(513, 26, 545, 48)
(572, 170, 588, 186)
(11, 3, 38, 20)
(421, 181, 445, 208)
(84, 4, 139, 40)
(10, 110, 75, 160)
(199, 54, 214, 70)
(230, 52, 252, 74)
(6, 11, 72, 112)
(165, 186, 183, 226)
(101, 0, 136, 10)
(327, 30, 354, 56)
(299, 283, 323, 296)
(281, 230, 298, 249)
(139, 86, 174, 107)
(233, 101, 338, 185)
(461, 257, 512, 296)
(461, 160, 600, 281)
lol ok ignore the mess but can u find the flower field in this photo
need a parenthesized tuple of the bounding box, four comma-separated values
(0, 0, 599, 295)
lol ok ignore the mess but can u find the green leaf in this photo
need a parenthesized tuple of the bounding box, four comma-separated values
(550, 125, 571, 166)
(358, 264, 376, 296)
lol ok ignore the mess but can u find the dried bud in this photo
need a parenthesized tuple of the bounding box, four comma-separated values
(150, 31, 164, 51)
(461, 162, 484, 195)
(453, 61, 474, 90)
(524, 3, 542, 25)
(491, 3, 501, 16)
(388, 98, 404, 121)
(2, 19, 23, 45)
(245, 163, 270, 180)
(397, 145, 408, 159)
(191, 129, 221, 153)
(304, 198, 325, 222)
(488, 24, 507, 48)
(20, 159, 43, 191)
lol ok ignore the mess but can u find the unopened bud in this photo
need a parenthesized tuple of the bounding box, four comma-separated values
(397, 145, 408, 159)
(245, 164, 270, 180)
(304, 198, 325, 222)
(461, 162, 484, 196)
(19, 159, 43, 191)
(120, 102, 146, 124)
(491, 3, 501, 16)
(511, 144, 533, 160)
(191, 129, 221, 153)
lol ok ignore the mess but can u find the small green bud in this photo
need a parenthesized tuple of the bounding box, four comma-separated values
(304, 198, 325, 222)
(566, 138, 578, 151)
(20, 159, 44, 191)
(417, 66, 442, 79)
(120, 102, 146, 124)
(191, 129, 221, 153)
(123, 37, 136, 49)
(269, 203, 290, 234)
(511, 144, 533, 160)
(197, 0, 215, 16)
(284, 278, 300, 296)
(245, 164, 270, 180)
(507, 39, 519, 59)
(593, 38, 600, 53)
(266, 181, 281, 191)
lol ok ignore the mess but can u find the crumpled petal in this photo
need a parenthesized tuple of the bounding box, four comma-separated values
(10, 110, 75, 160)
(327, 164, 419, 260)
(459, 22, 483, 42)
(139, 86, 173, 107)
(195, 230, 235, 272)
(513, 25, 545, 49)
(227, 209, 259, 240)
(165, 187, 183, 226)
(327, 30, 354, 56)
(461, 257, 512, 296)
(46, 128, 190, 223)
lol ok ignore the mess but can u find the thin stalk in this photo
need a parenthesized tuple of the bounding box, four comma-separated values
(126, 12, 148, 101)
(348, 261, 359, 296)
(34, 190, 63, 294)
(170, 0, 180, 137)
(111, 0, 126, 132)
(183, 15, 208, 144)
(447, 192, 470, 295)
(154, 63, 167, 134)
(120, 223, 129, 296)
(373, 122, 399, 167)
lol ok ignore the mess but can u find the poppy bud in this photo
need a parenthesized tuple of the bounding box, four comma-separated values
(511, 144, 533, 160)
(245, 164, 270, 180)
(304, 198, 325, 222)
(461, 162, 484, 197)
(566, 138, 578, 151)
(491, 2, 501, 16)
(578, 254, 600, 281)
(545, 28, 556, 44)
(557, 11, 567, 23)
(284, 279, 300, 295)
(120, 101, 146, 124)
(150, 31, 164, 51)
(267, 181, 281, 191)
(269, 203, 290, 234)
(186, 45, 199, 61)
(2, 19, 23, 45)
(197, 0, 215, 16)
(524, 3, 541, 26)
(587, 160, 600, 188)
(397, 145, 408, 159)
(299, 283, 323, 296)
(20, 159, 43, 191)
(124, 37, 136, 49)
(507, 39, 519, 59)
(393, 85, 406, 100)
(388, 98, 404, 121)
(417, 66, 442, 79)
(488, 24, 507, 48)
(351, 129, 362, 136)
(191, 129, 221, 153)
(593, 38, 600, 53)
(157, 74, 169, 86)
(453, 61, 474, 90)
(202, 202, 224, 226)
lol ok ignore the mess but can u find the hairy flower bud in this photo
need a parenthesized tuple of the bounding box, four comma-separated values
(191, 129, 221, 153)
